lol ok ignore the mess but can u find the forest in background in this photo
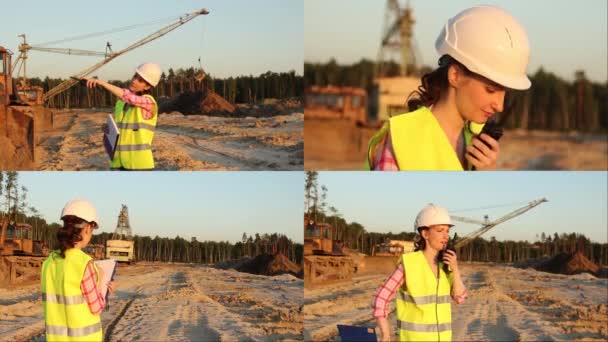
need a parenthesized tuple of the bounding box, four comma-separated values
(305, 59, 608, 132)
(25, 68, 303, 108)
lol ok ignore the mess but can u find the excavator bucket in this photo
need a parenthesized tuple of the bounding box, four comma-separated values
(304, 255, 354, 289)
(0, 255, 45, 287)
(0, 106, 35, 169)
(356, 255, 400, 275)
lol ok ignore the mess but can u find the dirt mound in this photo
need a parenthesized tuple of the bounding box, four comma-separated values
(535, 251, 600, 275)
(158, 89, 237, 116)
(237, 253, 302, 278)
(237, 98, 303, 117)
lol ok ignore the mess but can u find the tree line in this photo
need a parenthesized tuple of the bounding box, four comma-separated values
(26, 68, 303, 108)
(1, 172, 303, 265)
(304, 171, 608, 266)
(305, 58, 608, 132)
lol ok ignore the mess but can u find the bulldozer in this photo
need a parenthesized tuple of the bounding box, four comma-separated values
(304, 219, 355, 289)
(0, 47, 53, 170)
(357, 240, 415, 275)
(0, 220, 49, 286)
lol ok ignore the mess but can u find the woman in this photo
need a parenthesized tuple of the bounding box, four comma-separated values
(366, 5, 531, 171)
(373, 204, 467, 341)
(41, 199, 115, 341)
(83, 62, 161, 170)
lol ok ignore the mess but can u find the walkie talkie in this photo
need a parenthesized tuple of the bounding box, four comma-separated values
(479, 117, 503, 148)
(437, 239, 456, 274)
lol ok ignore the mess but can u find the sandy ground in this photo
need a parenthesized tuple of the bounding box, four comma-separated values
(35, 109, 303, 171)
(304, 119, 608, 170)
(0, 263, 303, 341)
(303, 263, 608, 341)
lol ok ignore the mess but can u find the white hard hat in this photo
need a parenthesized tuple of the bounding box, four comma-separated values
(135, 62, 161, 87)
(414, 204, 453, 231)
(435, 5, 531, 90)
(61, 199, 99, 228)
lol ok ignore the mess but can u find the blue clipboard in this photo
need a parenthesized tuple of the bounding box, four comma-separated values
(337, 324, 377, 342)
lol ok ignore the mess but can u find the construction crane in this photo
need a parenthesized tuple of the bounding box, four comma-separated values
(106, 204, 135, 263)
(451, 198, 548, 248)
(112, 204, 133, 240)
(376, 0, 421, 77)
(11, 8, 209, 103)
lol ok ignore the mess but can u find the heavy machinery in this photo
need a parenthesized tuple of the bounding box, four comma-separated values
(356, 240, 415, 275)
(0, 220, 49, 286)
(106, 205, 135, 264)
(83, 243, 105, 260)
(304, 219, 355, 288)
(304, 86, 368, 125)
(451, 198, 548, 249)
(1, 8, 210, 169)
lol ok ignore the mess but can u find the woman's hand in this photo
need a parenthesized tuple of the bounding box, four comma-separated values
(107, 281, 116, 295)
(442, 250, 459, 273)
(376, 317, 391, 342)
(466, 133, 500, 170)
(101, 123, 109, 135)
(81, 77, 101, 89)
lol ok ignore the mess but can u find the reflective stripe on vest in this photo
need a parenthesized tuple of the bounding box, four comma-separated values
(42, 292, 86, 305)
(42, 249, 102, 342)
(46, 322, 102, 337)
(400, 291, 451, 305)
(398, 321, 452, 333)
(396, 251, 453, 341)
(116, 122, 157, 132)
(116, 143, 151, 152)
(365, 106, 484, 171)
(110, 95, 158, 170)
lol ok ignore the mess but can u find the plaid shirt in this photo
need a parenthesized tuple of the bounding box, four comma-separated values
(373, 134, 399, 171)
(80, 262, 105, 315)
(122, 89, 155, 120)
(373, 264, 468, 318)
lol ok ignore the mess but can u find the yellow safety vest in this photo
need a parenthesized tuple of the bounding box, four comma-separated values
(397, 251, 454, 341)
(110, 94, 158, 170)
(41, 248, 102, 342)
(365, 106, 484, 170)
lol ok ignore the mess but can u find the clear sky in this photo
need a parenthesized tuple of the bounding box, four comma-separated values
(305, 0, 608, 83)
(17, 172, 303, 244)
(315, 172, 608, 243)
(1, 0, 303, 80)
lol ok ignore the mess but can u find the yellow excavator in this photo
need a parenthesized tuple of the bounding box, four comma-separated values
(0, 220, 49, 286)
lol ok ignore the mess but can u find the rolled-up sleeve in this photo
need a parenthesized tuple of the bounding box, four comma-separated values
(373, 264, 405, 318)
(121, 89, 155, 119)
(80, 262, 106, 315)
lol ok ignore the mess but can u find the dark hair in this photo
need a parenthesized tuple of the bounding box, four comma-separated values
(413, 227, 428, 251)
(56, 216, 86, 258)
(407, 55, 472, 111)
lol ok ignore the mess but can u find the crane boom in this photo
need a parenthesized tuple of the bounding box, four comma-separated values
(452, 198, 548, 249)
(43, 8, 209, 102)
(26, 46, 108, 57)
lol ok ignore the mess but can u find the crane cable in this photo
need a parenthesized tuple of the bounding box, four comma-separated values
(33, 14, 181, 47)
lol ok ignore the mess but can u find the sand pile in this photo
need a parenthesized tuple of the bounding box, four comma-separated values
(237, 253, 302, 278)
(535, 251, 600, 275)
(158, 89, 237, 116)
